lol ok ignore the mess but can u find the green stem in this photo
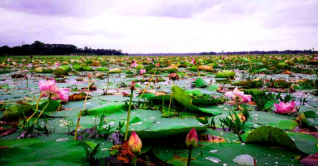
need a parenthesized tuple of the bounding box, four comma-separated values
(134, 154, 137, 166)
(168, 81, 174, 111)
(26, 76, 28, 88)
(138, 67, 157, 101)
(105, 72, 110, 94)
(124, 89, 134, 141)
(26, 92, 43, 123)
(74, 78, 91, 140)
(33, 99, 50, 124)
(187, 147, 193, 166)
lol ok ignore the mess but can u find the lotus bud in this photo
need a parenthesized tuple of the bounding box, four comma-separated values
(186, 128, 198, 149)
(88, 73, 92, 79)
(128, 132, 142, 154)
(169, 73, 179, 81)
(129, 81, 136, 91)
(156, 63, 160, 68)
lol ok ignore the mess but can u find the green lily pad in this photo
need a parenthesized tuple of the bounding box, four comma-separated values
(194, 78, 208, 88)
(88, 104, 127, 115)
(215, 70, 235, 78)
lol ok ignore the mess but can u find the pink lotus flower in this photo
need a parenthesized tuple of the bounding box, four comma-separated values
(56, 88, 70, 102)
(225, 87, 252, 103)
(191, 58, 196, 64)
(186, 128, 198, 148)
(22, 59, 26, 61)
(314, 57, 318, 60)
(39, 79, 70, 102)
(274, 101, 297, 114)
(128, 131, 142, 154)
(27, 63, 33, 68)
(140, 69, 146, 75)
(131, 61, 138, 68)
(39, 80, 60, 99)
(55, 62, 61, 67)
(7, 59, 10, 62)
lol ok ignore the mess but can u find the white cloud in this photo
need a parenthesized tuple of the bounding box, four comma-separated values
(0, 0, 317, 53)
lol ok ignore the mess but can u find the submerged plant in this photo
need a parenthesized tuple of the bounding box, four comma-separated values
(220, 109, 249, 142)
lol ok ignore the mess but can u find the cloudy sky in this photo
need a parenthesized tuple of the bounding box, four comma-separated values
(0, 0, 317, 53)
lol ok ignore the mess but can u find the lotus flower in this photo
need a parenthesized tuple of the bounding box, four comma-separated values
(56, 88, 70, 102)
(314, 57, 318, 60)
(39, 79, 70, 102)
(39, 80, 59, 97)
(274, 101, 297, 114)
(128, 131, 142, 154)
(55, 62, 61, 67)
(225, 87, 252, 103)
(7, 59, 10, 62)
(191, 58, 196, 64)
(22, 59, 26, 61)
(131, 61, 138, 68)
(186, 128, 198, 149)
(140, 69, 146, 75)
(27, 63, 32, 68)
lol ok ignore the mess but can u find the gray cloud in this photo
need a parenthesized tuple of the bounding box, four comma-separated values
(0, 0, 317, 53)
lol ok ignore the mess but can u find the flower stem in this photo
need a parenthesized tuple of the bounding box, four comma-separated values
(187, 147, 193, 166)
(196, 67, 201, 78)
(33, 100, 50, 124)
(74, 78, 91, 140)
(168, 81, 174, 111)
(105, 72, 110, 94)
(138, 67, 156, 101)
(134, 155, 137, 166)
(26, 92, 43, 123)
(124, 89, 134, 141)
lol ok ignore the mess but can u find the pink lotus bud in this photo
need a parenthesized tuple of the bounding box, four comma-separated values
(88, 73, 92, 79)
(169, 73, 179, 81)
(186, 128, 198, 149)
(156, 63, 160, 68)
(7, 59, 10, 62)
(129, 81, 136, 91)
(128, 131, 142, 154)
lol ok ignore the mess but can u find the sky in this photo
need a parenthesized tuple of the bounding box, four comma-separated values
(0, 0, 317, 53)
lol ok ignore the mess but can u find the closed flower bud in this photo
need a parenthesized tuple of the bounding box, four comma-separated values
(128, 132, 142, 154)
(129, 81, 136, 91)
(88, 73, 92, 79)
(169, 73, 179, 81)
(186, 128, 198, 149)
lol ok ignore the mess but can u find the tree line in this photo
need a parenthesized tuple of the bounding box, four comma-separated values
(200, 50, 317, 55)
(0, 41, 125, 56)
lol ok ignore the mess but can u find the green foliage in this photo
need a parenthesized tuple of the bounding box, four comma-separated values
(84, 143, 100, 164)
